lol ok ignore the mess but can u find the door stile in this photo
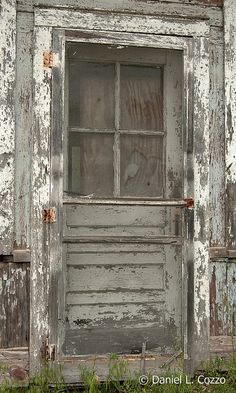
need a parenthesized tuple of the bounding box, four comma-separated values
(50, 28, 66, 358)
(183, 39, 194, 368)
(114, 62, 120, 197)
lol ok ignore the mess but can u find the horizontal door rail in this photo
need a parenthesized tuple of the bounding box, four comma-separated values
(63, 236, 183, 244)
(63, 194, 193, 207)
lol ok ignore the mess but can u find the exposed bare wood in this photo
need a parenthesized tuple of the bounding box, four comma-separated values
(35, 8, 210, 37)
(209, 29, 225, 247)
(63, 195, 188, 206)
(0, 0, 16, 254)
(17, 1, 223, 27)
(185, 36, 210, 373)
(14, 12, 34, 249)
(210, 336, 236, 354)
(224, 0, 236, 250)
(0, 262, 30, 348)
(30, 26, 52, 373)
(63, 236, 182, 244)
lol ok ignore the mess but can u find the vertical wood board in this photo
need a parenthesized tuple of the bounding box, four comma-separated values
(189, 36, 210, 368)
(0, 0, 16, 254)
(0, 262, 30, 348)
(209, 29, 225, 246)
(15, 12, 34, 248)
(224, 0, 236, 249)
(30, 26, 52, 372)
(210, 261, 236, 336)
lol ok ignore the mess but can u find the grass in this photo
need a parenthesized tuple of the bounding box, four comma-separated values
(0, 356, 236, 392)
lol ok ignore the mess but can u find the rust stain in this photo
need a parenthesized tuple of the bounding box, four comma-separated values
(43, 51, 53, 68)
(42, 207, 56, 223)
(184, 197, 194, 209)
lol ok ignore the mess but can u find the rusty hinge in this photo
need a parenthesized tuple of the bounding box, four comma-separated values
(184, 197, 194, 208)
(41, 338, 56, 362)
(43, 51, 53, 68)
(42, 207, 56, 223)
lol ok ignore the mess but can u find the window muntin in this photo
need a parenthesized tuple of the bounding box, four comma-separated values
(66, 46, 165, 198)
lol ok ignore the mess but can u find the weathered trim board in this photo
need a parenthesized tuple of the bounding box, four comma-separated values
(224, 0, 236, 251)
(34, 8, 210, 37)
(0, 0, 16, 254)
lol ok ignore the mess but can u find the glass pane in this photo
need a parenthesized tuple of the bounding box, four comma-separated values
(69, 62, 115, 129)
(68, 132, 114, 197)
(120, 65, 163, 131)
(120, 135, 163, 197)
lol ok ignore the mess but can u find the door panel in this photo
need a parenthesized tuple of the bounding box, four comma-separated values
(61, 43, 183, 356)
(63, 241, 182, 355)
(63, 205, 182, 238)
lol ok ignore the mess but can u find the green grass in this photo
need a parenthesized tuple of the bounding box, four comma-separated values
(1, 356, 236, 392)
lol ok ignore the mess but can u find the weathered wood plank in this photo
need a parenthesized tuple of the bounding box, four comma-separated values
(15, 12, 34, 249)
(224, 1, 236, 250)
(67, 265, 164, 292)
(67, 250, 166, 266)
(210, 336, 236, 355)
(35, 8, 210, 37)
(49, 28, 65, 368)
(165, 51, 183, 199)
(17, 1, 223, 26)
(65, 325, 178, 356)
(210, 261, 236, 336)
(0, 262, 30, 348)
(67, 303, 165, 329)
(30, 26, 52, 372)
(67, 291, 165, 305)
(209, 29, 225, 246)
(64, 205, 182, 237)
(0, 0, 16, 254)
(186, 36, 210, 372)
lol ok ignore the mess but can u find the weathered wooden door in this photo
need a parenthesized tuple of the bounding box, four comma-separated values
(59, 42, 185, 357)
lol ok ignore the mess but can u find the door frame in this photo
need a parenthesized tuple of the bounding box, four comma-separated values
(31, 9, 210, 376)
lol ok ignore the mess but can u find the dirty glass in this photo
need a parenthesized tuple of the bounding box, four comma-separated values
(69, 62, 115, 129)
(120, 134, 164, 197)
(120, 65, 163, 131)
(68, 132, 114, 197)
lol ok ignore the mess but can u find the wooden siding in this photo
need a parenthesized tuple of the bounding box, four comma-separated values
(0, 0, 16, 254)
(0, 261, 30, 348)
(209, 28, 225, 246)
(14, 12, 34, 249)
(210, 261, 236, 336)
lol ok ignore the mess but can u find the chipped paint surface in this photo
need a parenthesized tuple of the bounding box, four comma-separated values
(0, 0, 16, 254)
(224, 0, 236, 249)
(35, 8, 209, 37)
(190, 36, 210, 367)
(30, 26, 52, 372)
(0, 262, 30, 348)
(14, 12, 34, 249)
(209, 29, 225, 246)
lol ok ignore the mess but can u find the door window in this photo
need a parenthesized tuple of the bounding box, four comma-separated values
(66, 44, 165, 198)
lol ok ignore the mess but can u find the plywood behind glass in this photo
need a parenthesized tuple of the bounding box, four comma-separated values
(67, 48, 164, 198)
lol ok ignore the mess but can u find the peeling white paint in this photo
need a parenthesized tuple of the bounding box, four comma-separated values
(30, 26, 52, 372)
(0, 0, 16, 254)
(35, 8, 210, 37)
(225, 0, 236, 183)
